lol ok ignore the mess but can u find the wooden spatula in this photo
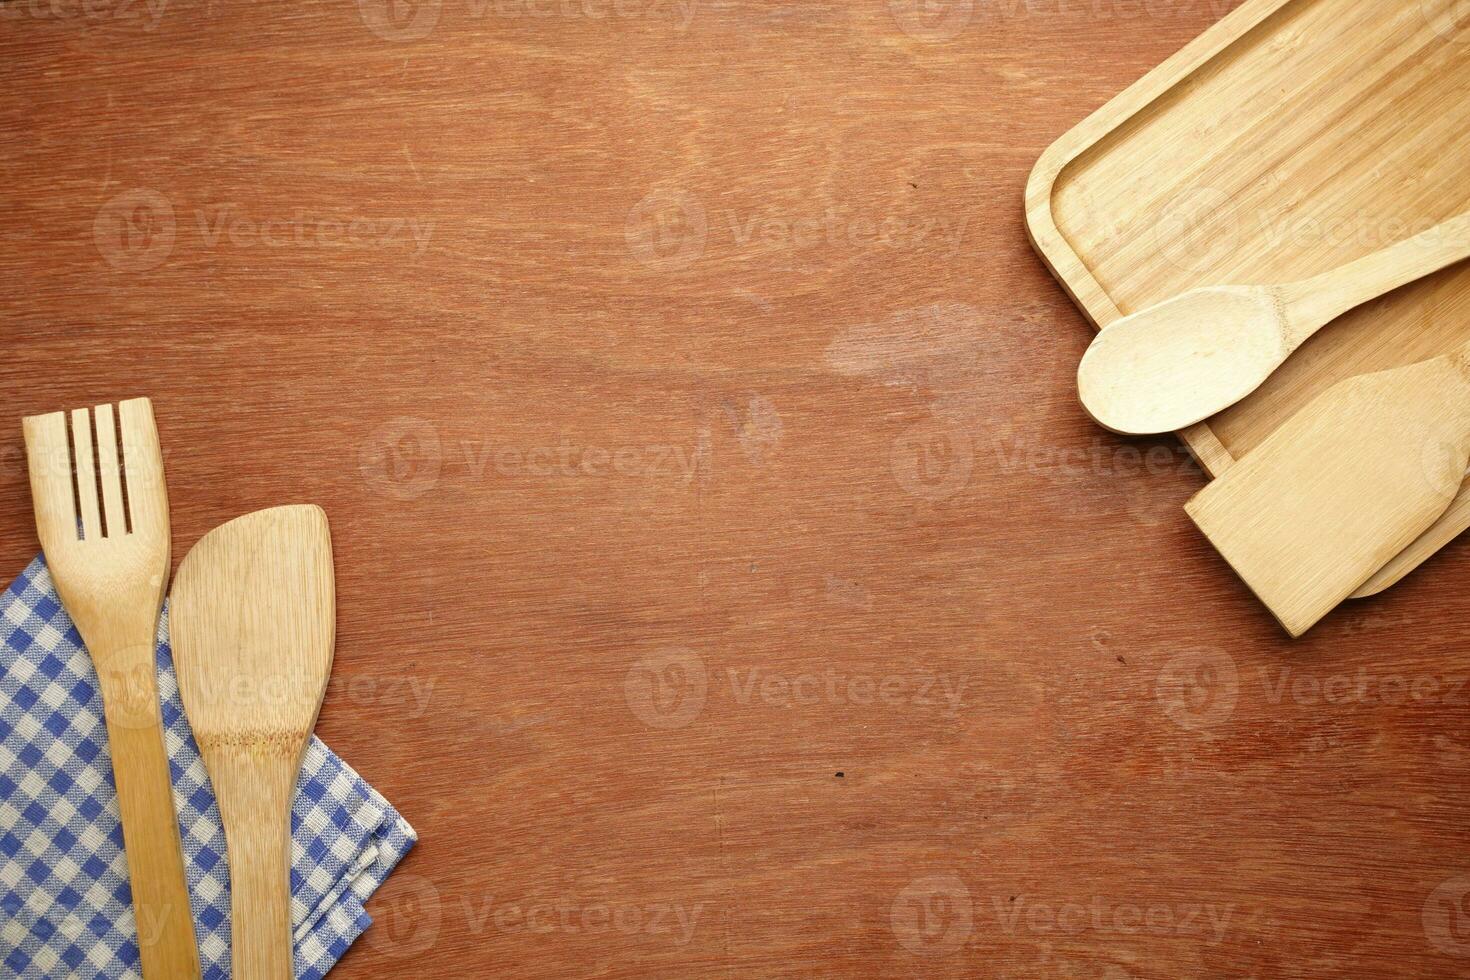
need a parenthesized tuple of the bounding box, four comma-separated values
(1078, 211, 1470, 435)
(1186, 347, 1470, 637)
(170, 505, 336, 980)
(23, 398, 202, 980)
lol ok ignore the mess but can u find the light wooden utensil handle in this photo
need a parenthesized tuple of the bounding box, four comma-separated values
(213, 751, 300, 980)
(94, 644, 203, 980)
(1290, 212, 1470, 330)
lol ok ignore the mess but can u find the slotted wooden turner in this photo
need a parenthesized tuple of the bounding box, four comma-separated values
(171, 505, 336, 980)
(23, 398, 202, 980)
(1186, 346, 1470, 637)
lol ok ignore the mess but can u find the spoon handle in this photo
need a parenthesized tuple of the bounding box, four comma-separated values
(212, 750, 301, 980)
(1285, 211, 1470, 338)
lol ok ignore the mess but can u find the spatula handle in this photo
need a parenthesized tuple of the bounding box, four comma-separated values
(213, 751, 301, 980)
(1289, 211, 1470, 331)
(95, 648, 204, 980)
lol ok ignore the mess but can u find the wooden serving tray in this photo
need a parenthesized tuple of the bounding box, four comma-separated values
(1027, 0, 1470, 600)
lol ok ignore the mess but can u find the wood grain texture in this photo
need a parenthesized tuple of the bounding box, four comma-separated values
(172, 505, 336, 980)
(1077, 210, 1470, 436)
(6, 1, 1470, 977)
(1187, 351, 1470, 637)
(1077, 285, 1294, 435)
(1027, 0, 1470, 598)
(22, 398, 202, 980)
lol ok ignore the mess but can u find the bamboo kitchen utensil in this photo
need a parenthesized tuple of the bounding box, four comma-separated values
(1028, 0, 1470, 598)
(1077, 212, 1470, 435)
(1186, 346, 1470, 637)
(22, 398, 203, 980)
(170, 505, 336, 980)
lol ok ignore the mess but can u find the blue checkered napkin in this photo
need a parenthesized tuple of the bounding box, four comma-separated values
(0, 556, 417, 979)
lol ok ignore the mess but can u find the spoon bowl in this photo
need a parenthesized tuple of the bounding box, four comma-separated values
(1076, 210, 1470, 435)
(1078, 285, 1291, 434)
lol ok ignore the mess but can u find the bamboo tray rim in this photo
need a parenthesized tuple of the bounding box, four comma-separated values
(1022, 0, 1463, 600)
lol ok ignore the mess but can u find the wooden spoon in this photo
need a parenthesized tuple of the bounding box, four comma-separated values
(1078, 211, 1470, 435)
(170, 505, 336, 980)
(1185, 346, 1470, 637)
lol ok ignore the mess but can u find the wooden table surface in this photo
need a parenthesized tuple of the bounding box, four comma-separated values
(6, 0, 1470, 976)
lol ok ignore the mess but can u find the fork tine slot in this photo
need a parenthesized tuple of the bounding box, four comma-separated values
(118, 398, 165, 531)
(70, 408, 103, 540)
(94, 403, 128, 537)
(22, 411, 79, 545)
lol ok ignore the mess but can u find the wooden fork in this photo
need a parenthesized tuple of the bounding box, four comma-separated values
(23, 398, 202, 980)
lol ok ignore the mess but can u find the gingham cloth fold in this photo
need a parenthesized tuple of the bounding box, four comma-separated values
(0, 556, 417, 979)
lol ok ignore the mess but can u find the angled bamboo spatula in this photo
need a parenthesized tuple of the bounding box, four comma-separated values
(23, 398, 202, 979)
(1186, 344, 1470, 636)
(171, 505, 336, 980)
(1079, 211, 1470, 435)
